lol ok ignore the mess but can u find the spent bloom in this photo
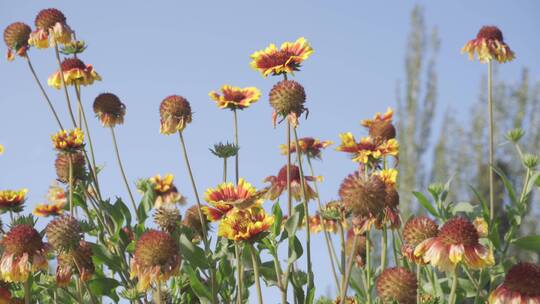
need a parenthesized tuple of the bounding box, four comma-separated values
(414, 217, 494, 272)
(264, 164, 319, 202)
(218, 206, 274, 241)
(401, 216, 439, 264)
(279, 137, 333, 159)
(28, 8, 73, 49)
(336, 133, 399, 164)
(0, 189, 28, 213)
(149, 174, 186, 208)
(361, 107, 396, 141)
(93, 93, 126, 127)
(154, 206, 181, 233)
(209, 85, 261, 110)
(159, 95, 192, 134)
(489, 262, 540, 304)
(462, 25, 515, 63)
(250, 37, 313, 77)
(48, 57, 101, 89)
(51, 128, 84, 152)
(345, 229, 367, 267)
(3, 22, 31, 61)
(269, 79, 307, 127)
(202, 178, 263, 221)
(56, 240, 95, 287)
(55, 152, 87, 183)
(182, 205, 209, 242)
(46, 215, 82, 252)
(376, 267, 418, 304)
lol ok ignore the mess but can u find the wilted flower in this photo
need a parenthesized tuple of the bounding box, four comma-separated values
(402, 216, 439, 264)
(209, 85, 261, 110)
(46, 215, 82, 252)
(3, 22, 31, 61)
(33, 202, 64, 217)
(56, 240, 95, 287)
(28, 8, 73, 49)
(489, 262, 540, 304)
(48, 57, 101, 89)
(264, 164, 319, 202)
(182, 205, 209, 242)
(345, 229, 367, 267)
(376, 267, 418, 304)
(60, 40, 87, 55)
(149, 174, 186, 208)
(0, 189, 28, 213)
(361, 107, 396, 141)
(54, 152, 87, 183)
(414, 217, 494, 272)
(280, 137, 333, 159)
(250, 37, 313, 77)
(336, 133, 399, 164)
(209, 142, 239, 159)
(339, 172, 385, 219)
(51, 128, 84, 152)
(93, 93, 126, 127)
(269, 80, 307, 127)
(154, 206, 181, 233)
(130, 230, 180, 291)
(159, 95, 192, 134)
(462, 26, 515, 63)
(0, 224, 49, 282)
(202, 178, 263, 221)
(218, 206, 274, 242)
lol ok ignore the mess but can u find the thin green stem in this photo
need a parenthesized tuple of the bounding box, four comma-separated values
(235, 244, 243, 304)
(392, 229, 400, 267)
(68, 155, 74, 216)
(338, 223, 346, 277)
(340, 234, 358, 304)
(381, 226, 388, 271)
(416, 265, 421, 304)
(156, 281, 162, 304)
(488, 60, 495, 222)
(24, 278, 31, 304)
(365, 229, 372, 304)
(53, 43, 77, 128)
(448, 270, 459, 304)
(250, 245, 264, 304)
(74, 84, 98, 182)
(286, 120, 292, 215)
(223, 157, 228, 183)
(233, 109, 239, 184)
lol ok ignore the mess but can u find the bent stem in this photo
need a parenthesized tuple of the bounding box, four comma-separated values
(250, 244, 264, 304)
(487, 60, 495, 222)
(233, 109, 239, 184)
(340, 234, 358, 304)
(110, 127, 139, 221)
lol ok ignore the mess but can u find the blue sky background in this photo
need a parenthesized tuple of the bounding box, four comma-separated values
(1, 1, 540, 302)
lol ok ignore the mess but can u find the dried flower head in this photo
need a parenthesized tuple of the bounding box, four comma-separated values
(250, 37, 313, 77)
(209, 85, 261, 110)
(269, 80, 307, 127)
(48, 57, 101, 89)
(264, 164, 319, 202)
(376, 267, 418, 304)
(93, 93, 126, 127)
(345, 229, 367, 267)
(0, 189, 28, 213)
(462, 26, 515, 63)
(336, 133, 399, 164)
(54, 152, 86, 183)
(361, 108, 396, 141)
(280, 137, 333, 159)
(339, 172, 386, 218)
(182, 205, 209, 242)
(159, 95, 192, 134)
(46, 215, 82, 252)
(51, 128, 84, 152)
(3, 22, 31, 61)
(56, 240, 95, 287)
(28, 8, 72, 49)
(149, 174, 186, 208)
(202, 178, 263, 221)
(218, 206, 274, 241)
(489, 262, 540, 304)
(131, 230, 180, 291)
(402, 216, 439, 264)
(209, 142, 239, 159)
(154, 206, 181, 233)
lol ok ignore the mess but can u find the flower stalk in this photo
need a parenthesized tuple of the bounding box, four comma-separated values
(250, 244, 264, 304)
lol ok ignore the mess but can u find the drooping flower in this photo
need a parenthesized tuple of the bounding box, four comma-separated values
(46, 215, 82, 252)
(320, 200, 349, 222)
(54, 152, 87, 183)
(93, 93, 126, 127)
(130, 230, 180, 291)
(0, 189, 28, 213)
(250, 37, 313, 77)
(149, 174, 186, 208)
(28, 8, 72, 49)
(51, 128, 84, 152)
(33, 202, 64, 217)
(0, 225, 49, 282)
(360, 108, 396, 141)
(401, 216, 439, 264)
(268, 80, 307, 127)
(154, 206, 181, 233)
(209, 85, 261, 110)
(462, 26, 515, 63)
(3, 22, 31, 61)
(202, 178, 262, 221)
(47, 57, 101, 89)
(376, 267, 418, 304)
(56, 241, 95, 287)
(336, 133, 399, 164)
(264, 164, 319, 202)
(159, 95, 192, 134)
(345, 229, 367, 267)
(489, 262, 540, 304)
(279, 137, 333, 159)
(217, 206, 274, 242)
(182, 205, 209, 242)
(414, 217, 494, 272)
(60, 40, 86, 55)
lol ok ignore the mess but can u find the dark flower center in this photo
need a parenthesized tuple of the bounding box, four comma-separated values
(61, 58, 86, 71)
(439, 217, 478, 246)
(504, 262, 540, 296)
(277, 165, 301, 183)
(477, 26, 504, 42)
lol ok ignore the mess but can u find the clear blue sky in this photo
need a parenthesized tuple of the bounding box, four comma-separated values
(1, 1, 540, 302)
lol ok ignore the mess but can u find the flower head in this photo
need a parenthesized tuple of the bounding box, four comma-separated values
(361, 108, 396, 141)
(28, 8, 72, 49)
(414, 217, 494, 272)
(93, 93, 126, 127)
(376, 169, 398, 187)
(0, 144, 3, 155)
(306, 215, 339, 234)
(51, 128, 84, 152)
(402, 216, 439, 264)
(280, 137, 333, 159)
(336, 133, 399, 164)
(250, 37, 313, 77)
(56, 241, 95, 287)
(0, 189, 28, 213)
(159, 95, 192, 134)
(376, 267, 418, 304)
(131, 230, 180, 291)
(339, 172, 386, 218)
(209, 142, 239, 159)
(345, 229, 367, 267)
(54, 152, 87, 183)
(264, 164, 319, 202)
(462, 26, 515, 63)
(202, 178, 262, 221)
(33, 202, 64, 217)
(489, 262, 540, 304)
(269, 80, 307, 127)
(0, 224, 49, 282)
(153, 206, 181, 233)
(60, 40, 87, 55)
(48, 57, 101, 89)
(209, 85, 261, 110)
(218, 206, 274, 242)
(149, 174, 186, 208)
(46, 215, 82, 252)
(3, 22, 31, 61)
(182, 205, 209, 242)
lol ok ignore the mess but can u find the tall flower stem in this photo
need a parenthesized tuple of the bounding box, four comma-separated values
(53, 43, 77, 128)
(416, 265, 421, 304)
(74, 84, 98, 183)
(381, 226, 388, 270)
(250, 244, 264, 304)
(156, 281, 162, 304)
(286, 121, 292, 215)
(233, 109, 239, 184)
(223, 158, 228, 183)
(24, 278, 31, 304)
(68, 155, 74, 216)
(110, 127, 139, 221)
(487, 60, 495, 222)
(338, 223, 346, 284)
(339, 234, 358, 304)
(177, 131, 217, 304)
(235, 244, 243, 304)
(365, 229, 372, 304)
(24, 55, 64, 129)
(448, 270, 459, 304)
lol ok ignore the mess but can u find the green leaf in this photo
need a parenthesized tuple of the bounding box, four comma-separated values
(513, 235, 540, 252)
(451, 202, 476, 215)
(184, 264, 212, 301)
(90, 242, 122, 272)
(259, 261, 278, 285)
(288, 236, 304, 264)
(271, 201, 283, 236)
(284, 211, 301, 236)
(179, 234, 209, 269)
(492, 166, 518, 205)
(114, 198, 132, 227)
(88, 277, 120, 302)
(413, 191, 439, 217)
(469, 185, 489, 221)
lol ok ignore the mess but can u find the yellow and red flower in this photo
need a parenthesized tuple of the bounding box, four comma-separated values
(0, 225, 49, 282)
(51, 128, 84, 152)
(209, 85, 261, 110)
(462, 26, 515, 63)
(202, 178, 261, 221)
(3, 22, 31, 61)
(46, 182, 67, 205)
(250, 37, 313, 77)
(93, 93, 126, 127)
(336, 133, 399, 164)
(280, 137, 333, 159)
(0, 189, 28, 213)
(264, 165, 319, 202)
(414, 217, 494, 272)
(48, 57, 101, 89)
(376, 169, 398, 187)
(28, 8, 72, 49)
(159, 95, 192, 134)
(489, 262, 540, 304)
(149, 174, 186, 208)
(360, 108, 396, 141)
(306, 215, 340, 234)
(218, 206, 274, 242)
(401, 216, 439, 264)
(33, 202, 64, 217)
